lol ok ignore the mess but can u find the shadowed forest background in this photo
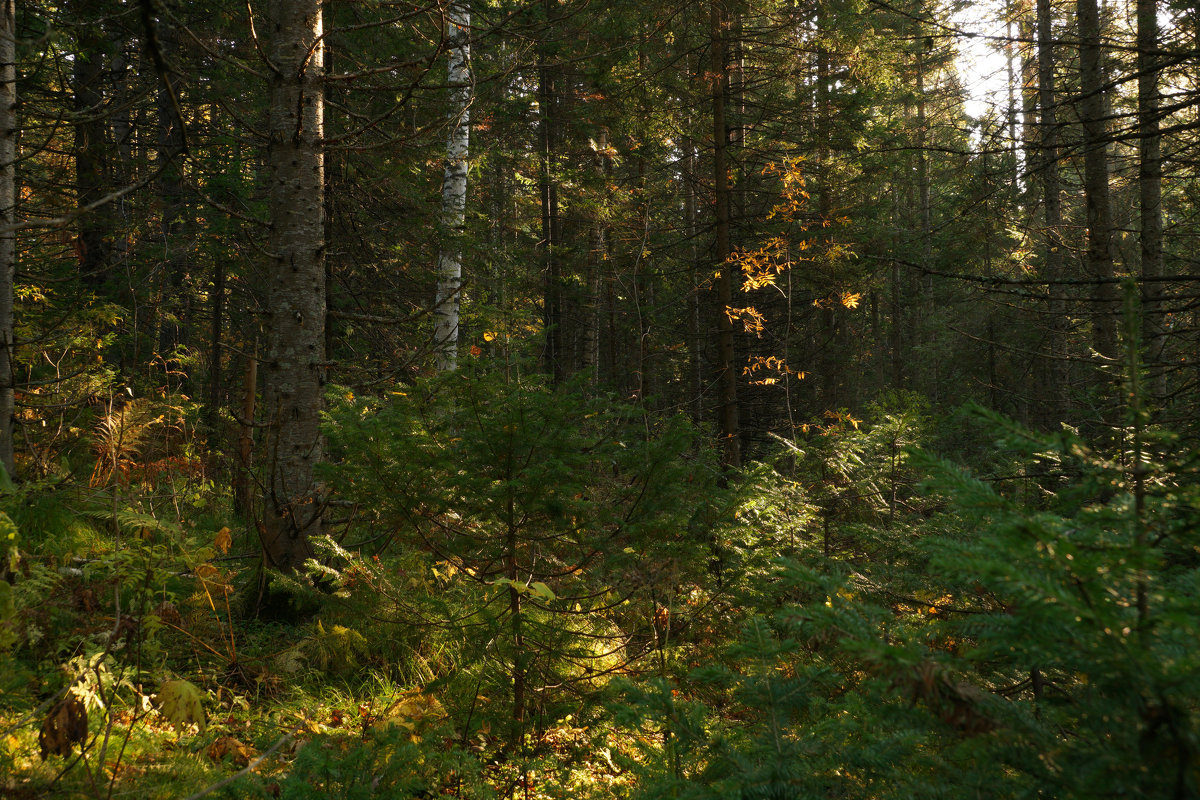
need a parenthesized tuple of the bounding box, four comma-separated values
(1, 0, 1199, 796)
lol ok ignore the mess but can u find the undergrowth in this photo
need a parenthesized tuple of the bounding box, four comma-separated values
(2, 376, 1196, 800)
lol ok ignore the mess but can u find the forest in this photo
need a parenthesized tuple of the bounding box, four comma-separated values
(1, 0, 1198, 796)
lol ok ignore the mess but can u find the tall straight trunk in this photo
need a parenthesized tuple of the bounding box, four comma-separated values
(583, 128, 608, 384)
(538, 0, 563, 382)
(816, 20, 839, 410)
(711, 0, 740, 469)
(1018, 0, 1039, 209)
(434, 1, 471, 372)
(106, 46, 131, 280)
(0, 0, 15, 477)
(634, 82, 652, 404)
(1037, 0, 1067, 419)
(890, 247, 903, 388)
(916, 39, 931, 269)
(206, 257, 225, 438)
(1006, 11, 1018, 189)
(1136, 0, 1162, 379)
(683, 134, 704, 424)
(73, 5, 111, 291)
(323, 43, 336, 366)
(914, 30, 935, 400)
(261, 0, 326, 572)
(234, 348, 257, 518)
(1078, 0, 1117, 361)
(583, 223, 602, 383)
(155, 3, 189, 386)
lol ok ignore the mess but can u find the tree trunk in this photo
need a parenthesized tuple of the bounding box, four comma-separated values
(156, 1, 189, 377)
(1078, 0, 1117, 361)
(583, 128, 608, 384)
(1018, 0, 1039, 210)
(1005, 0, 1025, 194)
(914, 29, 933, 400)
(683, 134, 704, 424)
(433, 1, 472, 372)
(235, 348, 257, 518)
(538, 0, 563, 382)
(261, 0, 326, 572)
(73, 5, 112, 291)
(1136, 0, 1163, 386)
(1037, 0, 1068, 420)
(0, 0, 15, 477)
(712, 0, 740, 469)
(206, 256, 225, 438)
(816, 14, 840, 412)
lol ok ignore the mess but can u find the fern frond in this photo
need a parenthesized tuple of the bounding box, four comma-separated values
(90, 399, 163, 486)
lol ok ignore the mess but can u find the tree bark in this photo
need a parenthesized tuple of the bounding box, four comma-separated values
(683, 134, 704, 424)
(0, 0, 15, 477)
(1018, 0, 1039, 210)
(1037, 0, 1068, 419)
(156, 0, 189, 374)
(73, 3, 112, 291)
(538, 0, 563, 382)
(261, 0, 326, 572)
(235, 348, 257, 518)
(434, 0, 472, 372)
(712, 0, 740, 469)
(1077, 0, 1117, 361)
(583, 128, 608, 384)
(816, 12, 840, 411)
(1137, 0, 1163, 383)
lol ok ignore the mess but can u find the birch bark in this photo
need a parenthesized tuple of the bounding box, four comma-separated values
(434, 1, 471, 372)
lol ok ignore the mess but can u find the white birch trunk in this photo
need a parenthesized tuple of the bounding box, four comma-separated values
(433, 0, 471, 371)
(262, 0, 325, 571)
(0, 0, 16, 477)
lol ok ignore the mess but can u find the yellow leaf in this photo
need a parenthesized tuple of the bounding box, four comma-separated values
(207, 736, 257, 766)
(214, 527, 232, 555)
(194, 563, 219, 580)
(374, 692, 446, 740)
(157, 679, 206, 733)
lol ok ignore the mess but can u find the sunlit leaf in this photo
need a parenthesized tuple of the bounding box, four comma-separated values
(157, 679, 206, 733)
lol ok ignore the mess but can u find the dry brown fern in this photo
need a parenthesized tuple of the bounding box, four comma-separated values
(89, 398, 163, 487)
